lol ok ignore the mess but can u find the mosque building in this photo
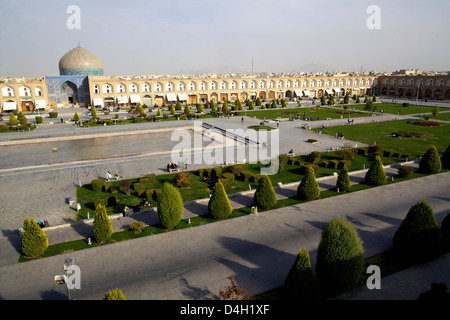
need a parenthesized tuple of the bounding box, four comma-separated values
(1, 45, 449, 113)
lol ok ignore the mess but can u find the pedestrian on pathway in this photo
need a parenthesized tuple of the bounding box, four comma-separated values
(123, 206, 129, 217)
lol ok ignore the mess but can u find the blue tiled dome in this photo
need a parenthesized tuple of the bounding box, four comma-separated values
(59, 45, 104, 76)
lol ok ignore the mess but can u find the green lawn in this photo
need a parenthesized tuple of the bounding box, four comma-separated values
(321, 120, 450, 157)
(349, 103, 447, 115)
(244, 106, 368, 121)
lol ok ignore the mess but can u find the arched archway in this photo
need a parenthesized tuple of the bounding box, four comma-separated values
(61, 81, 78, 104)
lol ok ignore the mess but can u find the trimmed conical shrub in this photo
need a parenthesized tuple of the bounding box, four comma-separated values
(92, 204, 113, 244)
(157, 182, 184, 229)
(91, 107, 98, 119)
(297, 166, 320, 201)
(364, 155, 386, 185)
(441, 145, 450, 169)
(208, 180, 232, 220)
(393, 200, 444, 262)
(316, 216, 365, 298)
(9, 113, 18, 125)
(284, 247, 320, 300)
(336, 165, 351, 192)
(21, 217, 48, 257)
(73, 112, 80, 121)
(419, 145, 442, 174)
(253, 175, 277, 210)
(104, 288, 126, 300)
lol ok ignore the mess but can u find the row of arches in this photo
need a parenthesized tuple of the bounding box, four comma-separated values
(379, 87, 450, 99)
(91, 78, 376, 95)
(1, 85, 43, 97)
(379, 77, 449, 87)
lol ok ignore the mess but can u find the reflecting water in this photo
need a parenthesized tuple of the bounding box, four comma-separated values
(0, 132, 178, 169)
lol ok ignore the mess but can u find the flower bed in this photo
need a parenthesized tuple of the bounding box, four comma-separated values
(410, 121, 441, 127)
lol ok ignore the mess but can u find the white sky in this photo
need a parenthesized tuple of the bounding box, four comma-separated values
(1, 0, 449, 77)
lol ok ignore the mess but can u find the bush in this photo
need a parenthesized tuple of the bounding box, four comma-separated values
(49, 111, 58, 118)
(119, 180, 131, 196)
(419, 145, 442, 174)
(21, 217, 48, 257)
(157, 183, 183, 229)
(208, 180, 232, 220)
(308, 151, 321, 164)
(92, 204, 113, 244)
(130, 222, 145, 234)
(397, 166, 414, 178)
(221, 172, 235, 183)
(441, 145, 450, 169)
(35, 116, 43, 124)
(336, 166, 351, 192)
(284, 248, 319, 300)
(104, 288, 126, 300)
(335, 148, 355, 160)
(297, 166, 320, 201)
(316, 216, 365, 298)
(145, 189, 161, 201)
(9, 113, 18, 125)
(73, 112, 80, 121)
(91, 179, 105, 191)
(173, 172, 191, 188)
(393, 200, 444, 262)
(19, 116, 27, 125)
(253, 175, 277, 210)
(364, 155, 386, 185)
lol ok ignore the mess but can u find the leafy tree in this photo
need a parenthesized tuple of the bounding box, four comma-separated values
(73, 112, 80, 121)
(210, 100, 216, 113)
(432, 106, 439, 118)
(169, 105, 175, 116)
(393, 200, 445, 262)
(297, 166, 320, 201)
(175, 101, 182, 110)
(343, 95, 349, 104)
(253, 175, 277, 210)
(208, 180, 232, 220)
(364, 155, 386, 185)
(281, 99, 287, 108)
(284, 247, 320, 300)
(271, 100, 277, 108)
(9, 113, 18, 125)
(320, 96, 326, 106)
(316, 216, 365, 298)
(197, 104, 204, 113)
(184, 104, 191, 115)
(104, 288, 126, 300)
(255, 97, 262, 106)
(157, 182, 183, 229)
(21, 217, 48, 257)
(441, 145, 450, 169)
(419, 145, 441, 174)
(336, 165, 351, 192)
(92, 204, 113, 244)
(248, 100, 254, 110)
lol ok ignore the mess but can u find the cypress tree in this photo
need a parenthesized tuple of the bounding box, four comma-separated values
(156, 107, 161, 116)
(223, 101, 229, 114)
(21, 217, 48, 257)
(208, 180, 232, 220)
(73, 112, 80, 121)
(393, 200, 444, 262)
(284, 247, 320, 300)
(210, 100, 216, 113)
(419, 145, 442, 174)
(253, 175, 277, 210)
(441, 145, 450, 169)
(91, 107, 98, 119)
(157, 182, 184, 229)
(316, 216, 365, 298)
(336, 165, 351, 192)
(92, 204, 113, 244)
(184, 104, 191, 115)
(297, 166, 320, 201)
(169, 105, 176, 116)
(364, 155, 386, 185)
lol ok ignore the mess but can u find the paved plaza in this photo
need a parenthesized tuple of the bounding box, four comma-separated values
(0, 105, 449, 301)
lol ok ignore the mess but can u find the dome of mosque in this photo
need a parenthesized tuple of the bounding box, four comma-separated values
(59, 44, 104, 76)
